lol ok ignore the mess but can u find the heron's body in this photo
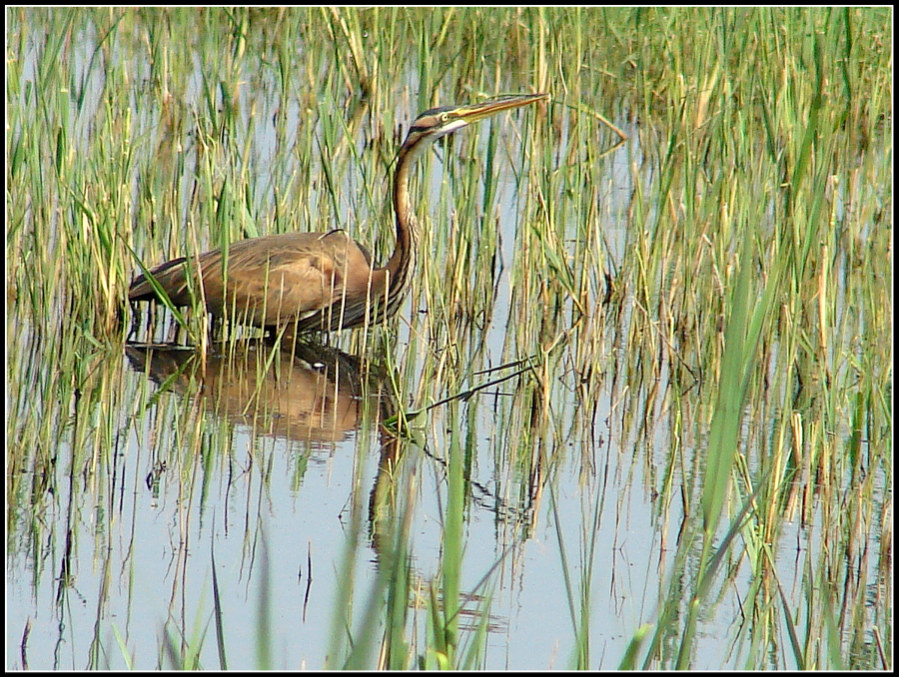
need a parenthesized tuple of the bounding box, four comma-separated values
(129, 230, 386, 332)
(129, 93, 548, 333)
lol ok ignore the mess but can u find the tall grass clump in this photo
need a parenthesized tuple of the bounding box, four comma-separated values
(600, 7, 892, 669)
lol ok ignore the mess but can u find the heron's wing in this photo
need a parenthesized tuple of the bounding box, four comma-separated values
(130, 231, 376, 328)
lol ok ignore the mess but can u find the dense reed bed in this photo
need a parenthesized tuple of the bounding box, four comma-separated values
(7, 7, 891, 670)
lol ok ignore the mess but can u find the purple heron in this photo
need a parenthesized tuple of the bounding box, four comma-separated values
(129, 93, 549, 333)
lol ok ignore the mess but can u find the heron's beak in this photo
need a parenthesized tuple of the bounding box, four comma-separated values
(452, 92, 550, 125)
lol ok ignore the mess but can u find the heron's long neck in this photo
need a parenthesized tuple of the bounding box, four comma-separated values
(383, 142, 423, 311)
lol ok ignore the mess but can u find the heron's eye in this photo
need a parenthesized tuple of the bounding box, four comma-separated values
(439, 112, 450, 124)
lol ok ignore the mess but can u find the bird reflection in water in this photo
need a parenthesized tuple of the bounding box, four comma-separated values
(126, 338, 405, 621)
(126, 340, 384, 445)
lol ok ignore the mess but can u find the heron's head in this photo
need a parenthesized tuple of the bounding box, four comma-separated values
(400, 92, 549, 155)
